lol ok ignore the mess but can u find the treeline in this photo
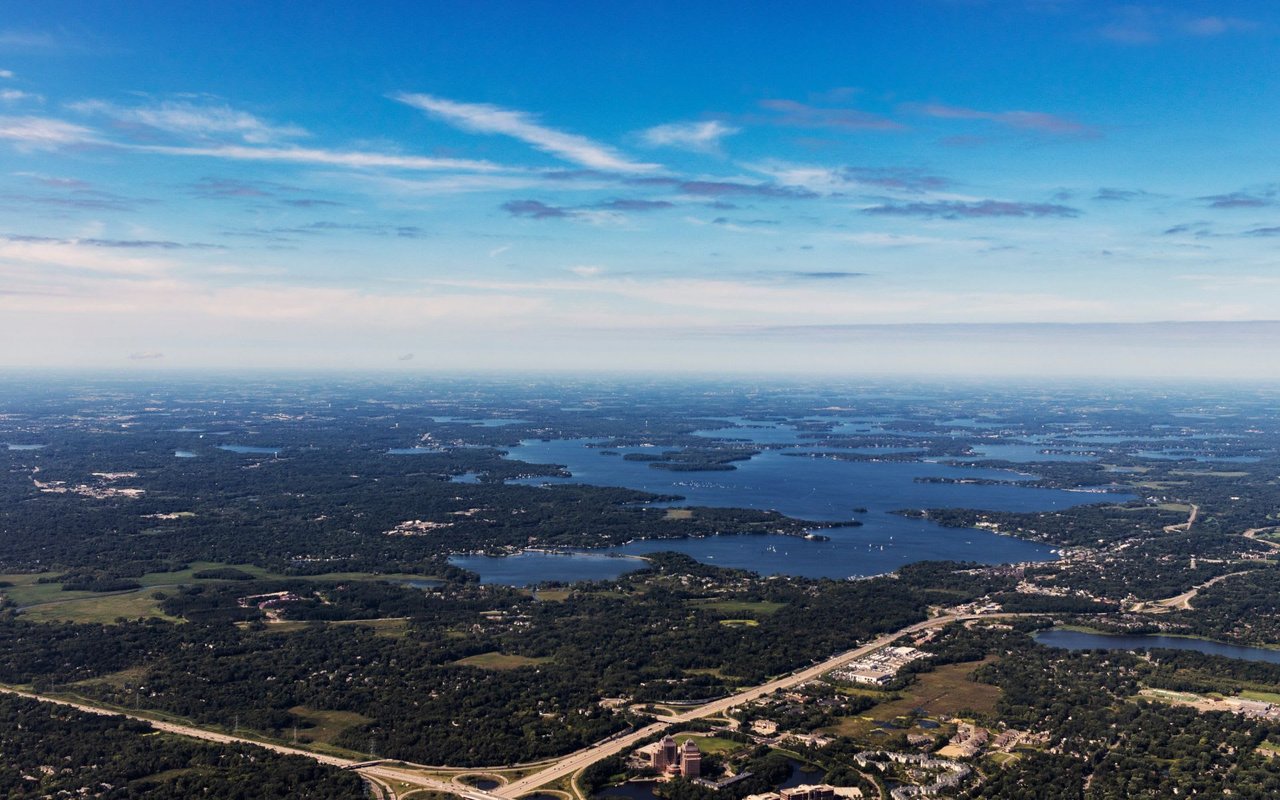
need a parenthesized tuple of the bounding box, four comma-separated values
(0, 693, 365, 798)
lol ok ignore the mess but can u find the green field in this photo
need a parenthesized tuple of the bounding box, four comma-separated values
(20, 590, 181, 624)
(452, 651, 552, 670)
(1, 563, 444, 625)
(290, 706, 373, 744)
(691, 598, 787, 615)
(827, 658, 1001, 737)
(673, 734, 743, 755)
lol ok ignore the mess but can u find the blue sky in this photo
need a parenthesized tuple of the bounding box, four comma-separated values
(1, 1, 1278, 377)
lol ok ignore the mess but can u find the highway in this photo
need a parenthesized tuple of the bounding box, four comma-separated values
(3, 610, 1002, 800)
(497, 611, 990, 798)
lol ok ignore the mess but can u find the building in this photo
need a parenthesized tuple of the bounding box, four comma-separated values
(679, 740, 701, 779)
(780, 784, 836, 800)
(635, 735, 703, 778)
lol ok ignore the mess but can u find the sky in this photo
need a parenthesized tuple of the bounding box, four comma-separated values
(1, 1, 1278, 378)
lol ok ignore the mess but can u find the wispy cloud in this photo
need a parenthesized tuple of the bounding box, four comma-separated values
(0, 88, 40, 103)
(127, 350, 164, 360)
(0, 30, 61, 52)
(757, 98, 903, 131)
(1094, 187, 1156, 201)
(70, 99, 307, 144)
(500, 197, 672, 220)
(0, 234, 173, 275)
(1099, 7, 1257, 44)
(1199, 189, 1276, 209)
(863, 200, 1080, 219)
(502, 199, 573, 219)
(395, 92, 658, 172)
(134, 142, 501, 172)
(0, 69, 13, 79)
(911, 103, 1097, 137)
(0, 115, 98, 149)
(665, 179, 814, 198)
(640, 120, 739, 153)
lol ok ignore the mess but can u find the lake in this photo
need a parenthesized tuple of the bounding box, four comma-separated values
(217, 445, 281, 455)
(1034, 629, 1280, 665)
(449, 428, 1132, 584)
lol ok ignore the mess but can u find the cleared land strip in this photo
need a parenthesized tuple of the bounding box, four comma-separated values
(1154, 569, 1256, 611)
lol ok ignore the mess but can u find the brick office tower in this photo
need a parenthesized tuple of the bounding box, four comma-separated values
(679, 740, 701, 778)
(661, 735, 678, 770)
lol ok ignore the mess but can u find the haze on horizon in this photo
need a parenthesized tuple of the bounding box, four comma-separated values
(1, 1, 1278, 379)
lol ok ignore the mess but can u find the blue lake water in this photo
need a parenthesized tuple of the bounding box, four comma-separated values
(174, 450, 198, 458)
(1034, 629, 1280, 665)
(217, 445, 281, 455)
(968, 443, 1096, 463)
(451, 472, 483, 484)
(6, 443, 46, 450)
(431, 416, 529, 427)
(388, 447, 439, 455)
(447, 434, 1133, 584)
(504, 438, 1126, 523)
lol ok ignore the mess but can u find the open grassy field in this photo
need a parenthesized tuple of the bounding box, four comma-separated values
(827, 658, 1001, 737)
(452, 651, 552, 670)
(2, 563, 444, 625)
(663, 508, 695, 520)
(290, 706, 373, 744)
(673, 734, 744, 755)
(719, 618, 759, 627)
(20, 590, 181, 624)
(692, 598, 787, 615)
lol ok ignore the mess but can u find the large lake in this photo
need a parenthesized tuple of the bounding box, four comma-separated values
(1034, 629, 1280, 665)
(450, 428, 1132, 585)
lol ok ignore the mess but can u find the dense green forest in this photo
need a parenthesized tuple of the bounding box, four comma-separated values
(0, 693, 365, 798)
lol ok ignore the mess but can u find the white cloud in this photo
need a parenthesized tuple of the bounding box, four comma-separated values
(0, 89, 39, 102)
(640, 120, 739, 153)
(0, 236, 173, 276)
(131, 143, 502, 172)
(0, 70, 13, 79)
(395, 92, 659, 173)
(70, 99, 307, 143)
(0, 115, 96, 148)
(568, 265, 603, 277)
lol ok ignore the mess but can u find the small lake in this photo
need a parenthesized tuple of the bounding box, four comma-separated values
(388, 447, 438, 455)
(451, 472, 483, 484)
(450, 551, 649, 586)
(174, 450, 198, 458)
(431, 416, 529, 427)
(1034, 629, 1280, 665)
(217, 445, 281, 455)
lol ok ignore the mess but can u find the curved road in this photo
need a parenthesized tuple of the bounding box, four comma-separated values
(3, 610, 1013, 800)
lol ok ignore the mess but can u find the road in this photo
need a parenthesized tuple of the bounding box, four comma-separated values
(1162, 504, 1199, 534)
(497, 611, 997, 798)
(1154, 569, 1255, 611)
(0, 685, 504, 800)
(4, 611, 1007, 800)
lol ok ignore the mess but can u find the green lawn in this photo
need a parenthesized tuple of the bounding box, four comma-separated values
(290, 706, 373, 744)
(21, 590, 181, 624)
(673, 734, 744, 755)
(452, 651, 552, 670)
(691, 598, 787, 615)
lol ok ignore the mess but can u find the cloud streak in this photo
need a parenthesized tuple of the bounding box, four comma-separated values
(640, 120, 738, 153)
(863, 200, 1080, 219)
(395, 92, 658, 172)
(912, 103, 1097, 137)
